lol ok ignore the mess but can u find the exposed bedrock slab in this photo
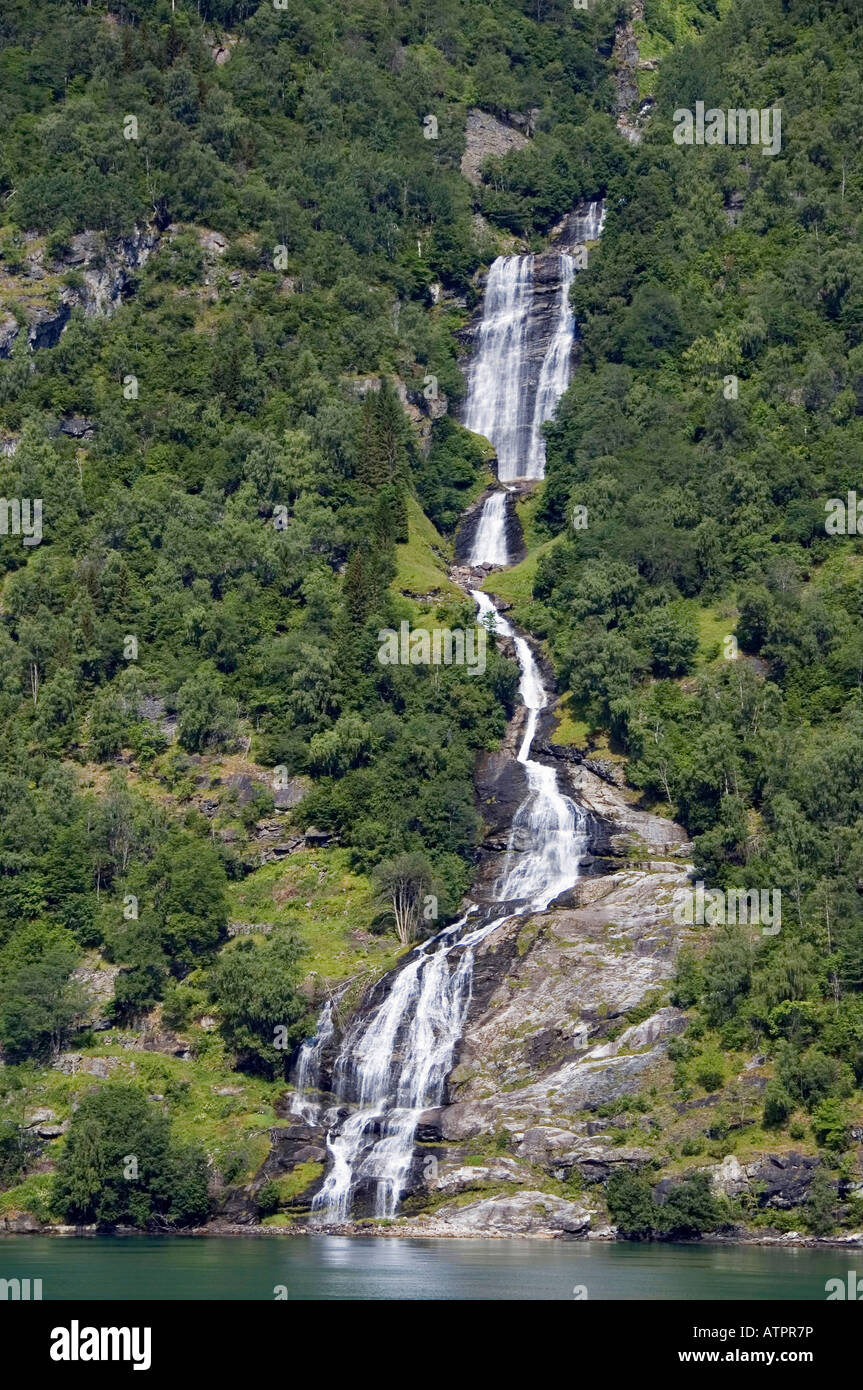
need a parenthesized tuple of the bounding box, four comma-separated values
(432, 766, 696, 1138)
(410, 1190, 592, 1238)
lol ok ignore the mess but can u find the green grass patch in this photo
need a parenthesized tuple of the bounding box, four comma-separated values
(551, 693, 591, 749)
(226, 847, 402, 984)
(482, 538, 557, 614)
(394, 495, 459, 600)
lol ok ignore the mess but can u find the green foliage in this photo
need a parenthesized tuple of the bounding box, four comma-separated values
(255, 1180, 281, 1216)
(209, 933, 310, 1076)
(605, 1170, 657, 1239)
(607, 1168, 721, 1240)
(660, 1172, 721, 1239)
(810, 1098, 849, 1152)
(0, 1122, 40, 1186)
(0, 924, 87, 1062)
(533, 6, 863, 1161)
(52, 1083, 209, 1228)
(804, 1167, 837, 1236)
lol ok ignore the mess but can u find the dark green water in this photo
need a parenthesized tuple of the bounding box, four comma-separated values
(0, 1235, 858, 1300)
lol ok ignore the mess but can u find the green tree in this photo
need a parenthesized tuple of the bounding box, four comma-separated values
(53, 1084, 209, 1228)
(210, 934, 310, 1076)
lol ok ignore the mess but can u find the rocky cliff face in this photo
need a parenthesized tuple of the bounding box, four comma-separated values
(0, 224, 162, 358)
(460, 109, 532, 187)
(412, 763, 694, 1156)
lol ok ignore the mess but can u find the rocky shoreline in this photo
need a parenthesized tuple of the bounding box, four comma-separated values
(6, 1217, 863, 1250)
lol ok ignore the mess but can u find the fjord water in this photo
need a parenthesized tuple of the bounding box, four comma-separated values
(2, 1234, 854, 1300)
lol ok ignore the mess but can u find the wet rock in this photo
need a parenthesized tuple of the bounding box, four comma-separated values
(304, 827, 334, 847)
(71, 965, 120, 1021)
(706, 1151, 825, 1208)
(745, 1153, 822, 1209)
(711, 1155, 749, 1199)
(274, 778, 307, 811)
(3, 225, 163, 358)
(28, 302, 70, 350)
(442, 860, 693, 1132)
(58, 415, 95, 439)
(1, 1212, 43, 1233)
(260, 1122, 328, 1176)
(514, 1127, 650, 1184)
(583, 1007, 687, 1061)
(0, 314, 20, 358)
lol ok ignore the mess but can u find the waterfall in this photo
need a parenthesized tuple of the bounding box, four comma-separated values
(473, 591, 587, 910)
(526, 255, 575, 482)
(569, 196, 606, 244)
(468, 489, 509, 567)
(310, 923, 501, 1223)
(289, 998, 336, 1123)
(308, 591, 585, 1225)
(294, 203, 603, 1225)
(462, 251, 578, 483)
(462, 255, 534, 482)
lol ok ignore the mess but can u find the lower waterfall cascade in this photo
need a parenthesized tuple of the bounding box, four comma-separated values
(305, 593, 587, 1225)
(467, 488, 510, 567)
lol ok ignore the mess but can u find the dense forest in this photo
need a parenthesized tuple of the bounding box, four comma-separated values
(2, 0, 863, 1239)
(0, 0, 626, 1225)
(533, 0, 863, 1185)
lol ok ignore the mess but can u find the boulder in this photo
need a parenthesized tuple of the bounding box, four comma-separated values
(416, 1190, 591, 1238)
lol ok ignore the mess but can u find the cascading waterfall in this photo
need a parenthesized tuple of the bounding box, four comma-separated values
(462, 255, 535, 483)
(525, 254, 575, 481)
(472, 591, 586, 910)
(308, 592, 586, 1225)
(463, 211, 602, 566)
(294, 202, 603, 1225)
(468, 489, 510, 567)
(310, 916, 503, 1223)
(289, 998, 336, 1123)
(462, 250, 577, 484)
(569, 196, 606, 244)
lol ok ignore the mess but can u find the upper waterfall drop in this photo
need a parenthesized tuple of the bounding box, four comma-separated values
(462, 251, 577, 484)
